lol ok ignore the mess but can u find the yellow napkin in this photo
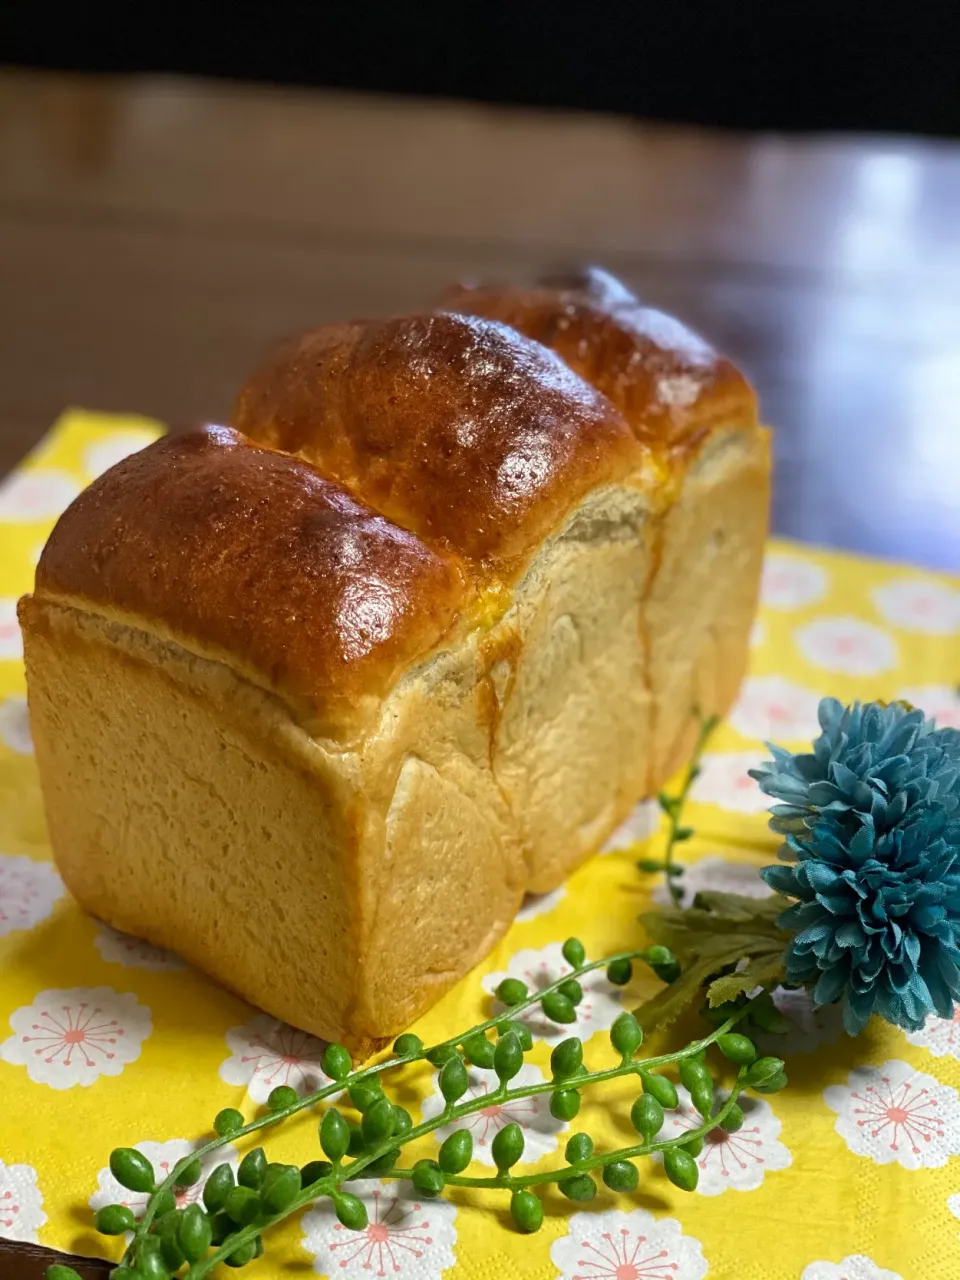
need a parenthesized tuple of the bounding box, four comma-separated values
(1, 411, 959, 1280)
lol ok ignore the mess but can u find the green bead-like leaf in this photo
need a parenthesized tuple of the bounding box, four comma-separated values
(462, 1031, 496, 1069)
(716, 1033, 757, 1065)
(94, 1203, 136, 1236)
(690, 1081, 714, 1119)
(550, 1036, 583, 1080)
(550, 1089, 581, 1122)
(720, 1102, 744, 1132)
(152, 1189, 177, 1218)
(602, 1160, 639, 1192)
(678, 1058, 712, 1095)
(663, 1147, 699, 1191)
(637, 857, 665, 873)
(178, 1202, 213, 1263)
(510, 1189, 544, 1233)
(154, 1211, 185, 1272)
(267, 1084, 299, 1112)
(224, 1236, 257, 1268)
(300, 1159, 333, 1186)
(564, 1132, 594, 1164)
(392, 1032, 424, 1059)
(491, 1121, 524, 1171)
(412, 1159, 445, 1198)
(631, 1092, 664, 1141)
(175, 1157, 202, 1187)
(640, 1071, 678, 1109)
(260, 1164, 302, 1214)
(674, 826, 695, 841)
(610, 1011, 643, 1058)
(209, 1212, 234, 1246)
(214, 1108, 245, 1138)
(497, 977, 528, 1006)
(499, 1020, 533, 1051)
(323, 1043, 353, 1080)
(109, 1147, 155, 1194)
(557, 978, 583, 1006)
(361, 1097, 397, 1147)
(643, 945, 674, 967)
(425, 1044, 459, 1067)
(348, 1080, 383, 1113)
(438, 1128, 473, 1174)
(320, 1108, 351, 1162)
(541, 992, 577, 1023)
(347, 1122, 366, 1156)
(560, 1173, 596, 1202)
(494, 1030, 523, 1083)
(203, 1162, 236, 1213)
(45, 1268, 84, 1280)
(682, 1133, 704, 1158)
(364, 1148, 399, 1176)
(606, 958, 633, 986)
(223, 1185, 260, 1226)
(439, 1053, 469, 1104)
(753, 1069, 788, 1094)
(137, 1252, 170, 1280)
(561, 937, 586, 968)
(745, 1056, 786, 1088)
(237, 1147, 267, 1189)
(393, 1106, 413, 1136)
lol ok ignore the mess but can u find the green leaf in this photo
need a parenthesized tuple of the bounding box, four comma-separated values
(634, 893, 790, 1031)
(637, 858, 665, 873)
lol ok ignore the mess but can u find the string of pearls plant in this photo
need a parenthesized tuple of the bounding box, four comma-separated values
(45, 940, 785, 1279)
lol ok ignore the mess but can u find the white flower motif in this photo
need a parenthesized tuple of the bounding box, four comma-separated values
(0, 1157, 46, 1243)
(302, 1180, 457, 1280)
(652, 855, 772, 909)
(794, 616, 897, 677)
(761, 554, 828, 610)
(690, 751, 770, 814)
(654, 1088, 790, 1195)
(0, 696, 32, 755)
(0, 469, 79, 521)
(896, 684, 960, 732)
(90, 1139, 238, 1225)
(801, 1256, 903, 1280)
(83, 432, 158, 480)
(905, 1005, 960, 1060)
(0, 855, 66, 938)
(482, 942, 624, 1047)
(949, 1193, 960, 1237)
(421, 1062, 564, 1165)
(729, 675, 823, 742)
(94, 924, 185, 972)
(515, 885, 567, 922)
(0, 600, 22, 661)
(601, 800, 660, 853)
(824, 1058, 960, 1169)
(1, 987, 152, 1089)
(551, 1207, 707, 1280)
(219, 1013, 336, 1104)
(754, 985, 845, 1057)
(872, 576, 960, 635)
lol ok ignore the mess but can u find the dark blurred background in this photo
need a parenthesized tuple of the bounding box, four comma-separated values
(5, 1, 960, 137)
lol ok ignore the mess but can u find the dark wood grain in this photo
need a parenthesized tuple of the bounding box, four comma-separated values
(0, 66, 958, 1276)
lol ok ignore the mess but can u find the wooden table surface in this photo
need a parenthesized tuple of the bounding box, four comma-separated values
(2, 66, 960, 1279)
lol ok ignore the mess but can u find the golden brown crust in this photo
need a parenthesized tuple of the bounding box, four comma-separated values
(33, 426, 469, 734)
(437, 267, 757, 455)
(233, 311, 652, 574)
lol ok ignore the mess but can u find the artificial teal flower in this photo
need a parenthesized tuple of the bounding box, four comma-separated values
(754, 699, 960, 1034)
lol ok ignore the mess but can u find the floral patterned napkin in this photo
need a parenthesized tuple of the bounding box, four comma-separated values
(1, 411, 959, 1280)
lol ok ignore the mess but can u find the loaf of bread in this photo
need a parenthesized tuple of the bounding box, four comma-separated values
(20, 269, 769, 1054)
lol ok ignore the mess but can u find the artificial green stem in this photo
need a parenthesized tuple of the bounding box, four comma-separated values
(661, 712, 718, 905)
(181, 1004, 753, 1278)
(122, 948, 650, 1267)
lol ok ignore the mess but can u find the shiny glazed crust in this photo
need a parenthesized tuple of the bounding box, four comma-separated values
(20, 269, 769, 1050)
